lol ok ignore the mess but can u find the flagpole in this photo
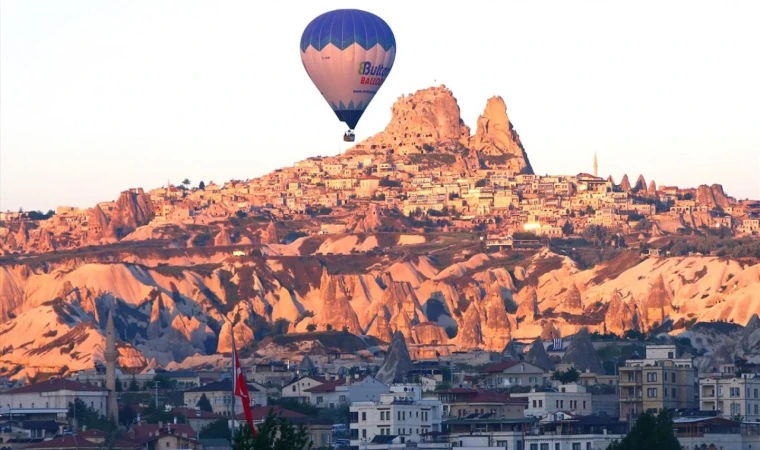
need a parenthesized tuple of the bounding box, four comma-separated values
(231, 329, 236, 446)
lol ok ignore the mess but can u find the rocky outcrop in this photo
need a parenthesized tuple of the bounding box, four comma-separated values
(516, 286, 540, 321)
(457, 304, 483, 350)
(299, 355, 317, 374)
(411, 322, 449, 345)
(367, 312, 393, 343)
(376, 331, 413, 384)
(480, 285, 517, 351)
(634, 175, 647, 192)
(362, 86, 470, 151)
(739, 314, 760, 352)
(619, 174, 632, 192)
(696, 184, 733, 209)
(317, 270, 362, 334)
(469, 97, 533, 174)
(561, 328, 604, 374)
(214, 228, 232, 246)
(648, 180, 657, 196)
(261, 221, 279, 245)
(526, 338, 554, 371)
(106, 189, 153, 239)
(604, 291, 639, 336)
(350, 203, 384, 234)
(556, 284, 583, 315)
(642, 274, 673, 330)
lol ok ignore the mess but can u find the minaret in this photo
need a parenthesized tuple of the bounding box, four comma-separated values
(105, 310, 119, 424)
(593, 152, 598, 178)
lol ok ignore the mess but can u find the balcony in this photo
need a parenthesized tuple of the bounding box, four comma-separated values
(620, 395, 643, 402)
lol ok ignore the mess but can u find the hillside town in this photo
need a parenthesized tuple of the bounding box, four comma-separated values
(3, 320, 760, 450)
(1, 87, 758, 257)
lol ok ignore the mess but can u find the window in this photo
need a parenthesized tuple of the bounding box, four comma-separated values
(586, 443, 592, 450)
(555, 444, 560, 450)
(362, 429, 366, 439)
(755, 404, 758, 415)
(647, 372, 657, 382)
(572, 443, 581, 450)
(316, 396, 323, 404)
(671, 373, 675, 383)
(361, 412, 366, 421)
(582, 401, 586, 409)
(668, 351, 674, 358)
(731, 403, 741, 416)
(530, 444, 538, 450)
(647, 388, 658, 398)
(539, 400, 543, 407)
(672, 388, 676, 398)
(664, 388, 668, 398)
(533, 400, 537, 408)
(731, 387, 741, 398)
(292, 385, 296, 392)
(540, 444, 549, 450)
(755, 389, 758, 399)
(339, 395, 346, 403)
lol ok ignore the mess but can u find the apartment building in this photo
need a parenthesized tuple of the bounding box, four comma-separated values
(699, 375, 760, 421)
(618, 345, 696, 421)
(349, 386, 442, 449)
(513, 383, 593, 418)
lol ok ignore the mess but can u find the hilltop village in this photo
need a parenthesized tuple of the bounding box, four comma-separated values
(1, 87, 758, 256)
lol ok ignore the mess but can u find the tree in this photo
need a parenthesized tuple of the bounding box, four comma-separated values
(200, 419, 233, 440)
(119, 403, 137, 426)
(272, 318, 290, 336)
(115, 377, 123, 392)
(197, 393, 213, 412)
(182, 178, 191, 187)
(552, 368, 580, 383)
(233, 409, 313, 450)
(199, 181, 206, 190)
(607, 410, 680, 450)
(325, 324, 333, 331)
(129, 377, 139, 392)
(68, 398, 115, 432)
(306, 324, 317, 332)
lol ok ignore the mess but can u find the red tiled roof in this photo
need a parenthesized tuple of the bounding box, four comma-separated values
(4, 378, 108, 394)
(483, 361, 522, 373)
(304, 379, 345, 393)
(234, 405, 306, 421)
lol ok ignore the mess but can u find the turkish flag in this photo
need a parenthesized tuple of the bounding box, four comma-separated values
(232, 334, 256, 436)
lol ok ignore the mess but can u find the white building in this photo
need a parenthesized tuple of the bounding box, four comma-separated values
(306, 375, 389, 408)
(513, 384, 593, 418)
(349, 385, 442, 448)
(281, 376, 326, 403)
(0, 378, 109, 418)
(183, 380, 267, 416)
(699, 374, 760, 421)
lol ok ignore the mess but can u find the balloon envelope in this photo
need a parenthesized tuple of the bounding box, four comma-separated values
(300, 9, 396, 130)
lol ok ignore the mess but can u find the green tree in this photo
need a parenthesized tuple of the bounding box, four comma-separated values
(233, 409, 313, 450)
(200, 419, 232, 440)
(182, 178, 191, 187)
(607, 410, 680, 450)
(196, 393, 213, 412)
(68, 398, 115, 432)
(306, 324, 317, 332)
(199, 181, 206, 190)
(552, 368, 580, 383)
(325, 324, 333, 331)
(119, 403, 137, 426)
(115, 377, 123, 392)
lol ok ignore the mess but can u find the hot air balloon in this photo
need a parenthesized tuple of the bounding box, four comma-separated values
(300, 9, 396, 142)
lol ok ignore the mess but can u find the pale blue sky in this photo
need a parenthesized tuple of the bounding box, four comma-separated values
(1, 0, 759, 211)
